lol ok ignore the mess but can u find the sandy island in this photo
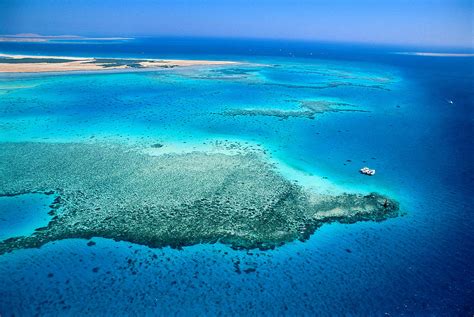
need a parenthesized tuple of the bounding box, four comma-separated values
(0, 53, 238, 73)
(395, 52, 474, 57)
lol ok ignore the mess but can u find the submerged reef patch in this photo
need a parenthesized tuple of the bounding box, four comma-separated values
(222, 100, 369, 119)
(0, 142, 399, 254)
(259, 81, 391, 91)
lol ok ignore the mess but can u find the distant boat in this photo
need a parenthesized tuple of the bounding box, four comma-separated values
(360, 167, 376, 176)
(446, 99, 454, 104)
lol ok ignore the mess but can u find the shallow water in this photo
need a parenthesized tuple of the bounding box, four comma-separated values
(0, 39, 472, 315)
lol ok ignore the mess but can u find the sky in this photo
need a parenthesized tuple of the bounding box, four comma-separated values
(0, 0, 472, 48)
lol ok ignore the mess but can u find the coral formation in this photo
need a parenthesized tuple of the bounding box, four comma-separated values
(0, 142, 399, 254)
(223, 100, 369, 119)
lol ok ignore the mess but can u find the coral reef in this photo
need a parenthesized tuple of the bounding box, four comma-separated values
(0, 142, 399, 254)
(223, 100, 369, 119)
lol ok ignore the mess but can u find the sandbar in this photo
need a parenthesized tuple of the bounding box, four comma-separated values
(395, 52, 474, 57)
(0, 53, 238, 73)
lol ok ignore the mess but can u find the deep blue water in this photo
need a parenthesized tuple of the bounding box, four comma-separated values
(0, 38, 473, 315)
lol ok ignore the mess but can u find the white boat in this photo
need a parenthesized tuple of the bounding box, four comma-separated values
(360, 167, 376, 176)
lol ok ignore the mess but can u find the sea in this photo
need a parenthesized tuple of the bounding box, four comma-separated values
(0, 37, 473, 316)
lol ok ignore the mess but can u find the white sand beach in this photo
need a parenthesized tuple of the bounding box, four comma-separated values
(0, 53, 238, 73)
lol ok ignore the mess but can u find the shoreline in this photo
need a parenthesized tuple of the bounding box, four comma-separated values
(0, 53, 239, 73)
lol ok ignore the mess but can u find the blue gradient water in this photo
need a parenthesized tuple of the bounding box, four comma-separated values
(0, 39, 472, 315)
(0, 194, 54, 240)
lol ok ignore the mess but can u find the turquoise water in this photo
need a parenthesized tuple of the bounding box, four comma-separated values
(0, 193, 54, 240)
(0, 40, 473, 315)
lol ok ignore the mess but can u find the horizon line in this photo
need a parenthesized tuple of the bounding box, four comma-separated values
(1, 33, 472, 51)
